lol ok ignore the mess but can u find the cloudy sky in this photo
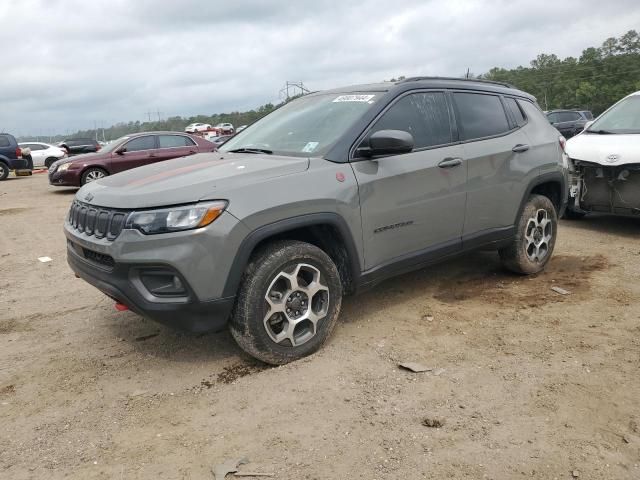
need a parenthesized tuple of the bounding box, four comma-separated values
(1, 0, 640, 136)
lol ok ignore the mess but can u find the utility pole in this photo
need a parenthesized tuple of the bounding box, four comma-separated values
(145, 111, 153, 122)
(156, 110, 163, 122)
(465, 67, 470, 79)
(279, 81, 310, 101)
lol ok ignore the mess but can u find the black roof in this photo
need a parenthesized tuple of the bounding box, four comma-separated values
(313, 77, 535, 101)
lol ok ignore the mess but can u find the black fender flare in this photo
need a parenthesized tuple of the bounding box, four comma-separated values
(516, 171, 568, 222)
(222, 213, 362, 297)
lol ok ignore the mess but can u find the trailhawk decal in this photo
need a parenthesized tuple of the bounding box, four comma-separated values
(374, 220, 414, 234)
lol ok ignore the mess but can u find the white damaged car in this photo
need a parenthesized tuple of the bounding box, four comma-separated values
(564, 91, 640, 218)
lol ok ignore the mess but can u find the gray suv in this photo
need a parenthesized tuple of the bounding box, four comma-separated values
(65, 77, 567, 364)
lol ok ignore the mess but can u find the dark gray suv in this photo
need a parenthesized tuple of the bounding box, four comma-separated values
(65, 77, 567, 364)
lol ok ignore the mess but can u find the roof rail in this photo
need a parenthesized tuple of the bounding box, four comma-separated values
(398, 76, 515, 89)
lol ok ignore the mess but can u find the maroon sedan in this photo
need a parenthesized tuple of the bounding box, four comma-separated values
(48, 132, 214, 187)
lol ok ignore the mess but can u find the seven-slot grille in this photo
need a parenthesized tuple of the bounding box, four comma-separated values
(68, 200, 129, 240)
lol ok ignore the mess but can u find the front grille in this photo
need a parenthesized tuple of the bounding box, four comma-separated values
(68, 200, 129, 240)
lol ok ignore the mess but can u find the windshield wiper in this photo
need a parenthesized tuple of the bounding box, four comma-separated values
(587, 129, 615, 134)
(228, 147, 273, 154)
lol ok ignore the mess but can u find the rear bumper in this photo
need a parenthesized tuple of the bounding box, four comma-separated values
(67, 237, 235, 332)
(9, 158, 28, 170)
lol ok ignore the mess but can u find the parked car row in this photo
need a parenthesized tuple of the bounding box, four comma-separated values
(185, 122, 235, 134)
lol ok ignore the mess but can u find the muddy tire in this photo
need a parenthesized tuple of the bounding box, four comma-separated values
(499, 194, 558, 275)
(230, 240, 342, 365)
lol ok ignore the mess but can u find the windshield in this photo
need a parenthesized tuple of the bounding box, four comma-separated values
(588, 95, 640, 134)
(220, 92, 382, 157)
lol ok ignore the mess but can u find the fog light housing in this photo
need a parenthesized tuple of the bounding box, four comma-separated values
(139, 269, 187, 297)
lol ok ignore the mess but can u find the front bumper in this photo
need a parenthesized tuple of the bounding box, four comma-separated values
(68, 245, 234, 332)
(64, 211, 248, 332)
(48, 167, 79, 186)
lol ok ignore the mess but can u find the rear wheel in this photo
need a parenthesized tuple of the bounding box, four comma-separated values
(499, 194, 558, 274)
(0, 162, 9, 181)
(81, 167, 108, 185)
(45, 157, 58, 168)
(230, 240, 342, 365)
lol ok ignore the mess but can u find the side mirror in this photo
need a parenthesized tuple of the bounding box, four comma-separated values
(358, 130, 414, 157)
(583, 120, 594, 131)
(116, 147, 127, 155)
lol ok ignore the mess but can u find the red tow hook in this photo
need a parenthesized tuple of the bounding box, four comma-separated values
(115, 302, 129, 312)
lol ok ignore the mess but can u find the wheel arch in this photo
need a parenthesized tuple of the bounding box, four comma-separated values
(517, 172, 567, 221)
(222, 213, 361, 298)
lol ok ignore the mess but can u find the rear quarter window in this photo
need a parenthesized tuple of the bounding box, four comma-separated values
(504, 97, 527, 127)
(453, 92, 510, 140)
(0, 136, 11, 147)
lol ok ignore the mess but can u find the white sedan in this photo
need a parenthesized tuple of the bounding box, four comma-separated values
(18, 142, 67, 168)
(565, 91, 640, 218)
(184, 123, 212, 133)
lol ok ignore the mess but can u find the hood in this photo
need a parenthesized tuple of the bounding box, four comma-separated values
(77, 152, 309, 209)
(566, 132, 640, 166)
(52, 151, 103, 168)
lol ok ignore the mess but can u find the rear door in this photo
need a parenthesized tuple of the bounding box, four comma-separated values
(110, 135, 158, 173)
(351, 90, 467, 270)
(554, 111, 582, 137)
(453, 91, 534, 238)
(156, 134, 198, 162)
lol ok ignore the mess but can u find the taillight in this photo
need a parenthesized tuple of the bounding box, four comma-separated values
(15, 147, 22, 158)
(558, 136, 566, 152)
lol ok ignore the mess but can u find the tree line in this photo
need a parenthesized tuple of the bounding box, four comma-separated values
(482, 30, 640, 113)
(26, 30, 640, 142)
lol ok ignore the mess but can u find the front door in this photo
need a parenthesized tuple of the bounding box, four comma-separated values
(351, 91, 467, 270)
(110, 135, 158, 174)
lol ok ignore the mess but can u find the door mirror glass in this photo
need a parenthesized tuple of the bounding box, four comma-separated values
(360, 130, 414, 157)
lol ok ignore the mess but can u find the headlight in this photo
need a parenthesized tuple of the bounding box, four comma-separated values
(125, 201, 227, 234)
(57, 163, 71, 172)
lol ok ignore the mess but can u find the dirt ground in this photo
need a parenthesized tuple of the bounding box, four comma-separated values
(1, 173, 639, 480)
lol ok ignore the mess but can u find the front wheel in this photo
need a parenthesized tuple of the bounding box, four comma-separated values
(230, 240, 342, 365)
(499, 194, 558, 274)
(81, 167, 108, 185)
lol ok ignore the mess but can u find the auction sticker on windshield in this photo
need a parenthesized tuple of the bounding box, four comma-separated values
(302, 142, 319, 153)
(333, 94, 376, 103)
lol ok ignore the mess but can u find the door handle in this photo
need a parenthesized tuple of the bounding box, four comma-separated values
(512, 144, 530, 153)
(148, 153, 157, 158)
(438, 157, 463, 168)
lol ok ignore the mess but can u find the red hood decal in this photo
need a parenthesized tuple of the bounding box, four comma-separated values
(125, 159, 225, 187)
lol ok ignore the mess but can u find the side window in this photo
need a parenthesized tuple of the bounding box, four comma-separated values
(124, 136, 156, 152)
(547, 113, 559, 123)
(158, 135, 195, 148)
(370, 92, 451, 149)
(453, 92, 510, 140)
(504, 97, 527, 127)
(0, 137, 10, 147)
